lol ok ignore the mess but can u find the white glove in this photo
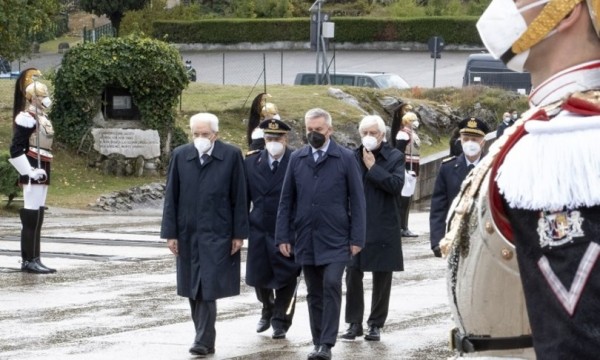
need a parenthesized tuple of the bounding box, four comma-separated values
(8, 154, 47, 180)
(29, 168, 47, 181)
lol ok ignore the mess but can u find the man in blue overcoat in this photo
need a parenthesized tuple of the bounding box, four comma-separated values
(161, 112, 249, 357)
(245, 118, 301, 339)
(276, 108, 366, 360)
(429, 117, 488, 257)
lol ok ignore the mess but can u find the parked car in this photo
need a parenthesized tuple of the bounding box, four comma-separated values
(462, 53, 532, 94)
(294, 71, 410, 89)
(0, 57, 19, 79)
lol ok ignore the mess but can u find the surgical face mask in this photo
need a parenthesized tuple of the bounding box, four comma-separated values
(361, 135, 379, 151)
(307, 131, 326, 149)
(194, 137, 212, 153)
(462, 140, 482, 158)
(503, 116, 511, 123)
(412, 121, 420, 129)
(265, 141, 284, 157)
(41, 97, 52, 109)
(512, 113, 518, 120)
(476, 0, 551, 72)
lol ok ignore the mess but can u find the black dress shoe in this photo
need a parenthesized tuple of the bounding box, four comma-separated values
(315, 344, 332, 360)
(307, 345, 319, 360)
(401, 229, 418, 237)
(190, 343, 215, 355)
(35, 258, 56, 273)
(340, 323, 363, 340)
(22, 259, 52, 274)
(272, 328, 286, 339)
(364, 326, 381, 341)
(189, 343, 215, 356)
(256, 317, 270, 333)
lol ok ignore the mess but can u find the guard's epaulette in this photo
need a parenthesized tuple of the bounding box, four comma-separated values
(245, 149, 260, 157)
(442, 156, 456, 164)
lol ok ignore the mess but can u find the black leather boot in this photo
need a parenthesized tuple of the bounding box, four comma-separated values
(33, 207, 56, 273)
(19, 208, 52, 275)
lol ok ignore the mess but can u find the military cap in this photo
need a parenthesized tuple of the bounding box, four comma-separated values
(259, 118, 291, 135)
(458, 117, 490, 137)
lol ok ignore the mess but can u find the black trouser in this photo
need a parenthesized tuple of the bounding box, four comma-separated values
(399, 195, 412, 230)
(344, 267, 393, 328)
(20, 207, 44, 261)
(255, 278, 298, 331)
(189, 298, 217, 348)
(303, 262, 346, 347)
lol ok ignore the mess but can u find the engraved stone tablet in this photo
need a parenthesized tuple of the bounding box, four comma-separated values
(92, 128, 160, 159)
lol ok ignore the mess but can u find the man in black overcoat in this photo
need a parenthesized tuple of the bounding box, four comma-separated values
(161, 112, 249, 357)
(341, 115, 405, 343)
(245, 119, 301, 339)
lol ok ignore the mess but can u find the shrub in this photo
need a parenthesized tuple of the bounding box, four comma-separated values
(0, 151, 20, 206)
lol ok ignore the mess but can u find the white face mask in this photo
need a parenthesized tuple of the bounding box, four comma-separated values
(476, 0, 550, 72)
(265, 141, 285, 157)
(462, 140, 482, 158)
(41, 97, 52, 109)
(361, 135, 379, 151)
(194, 137, 212, 154)
(503, 116, 511, 123)
(412, 121, 420, 129)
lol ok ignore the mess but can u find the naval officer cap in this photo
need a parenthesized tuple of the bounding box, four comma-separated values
(259, 118, 292, 136)
(458, 117, 490, 137)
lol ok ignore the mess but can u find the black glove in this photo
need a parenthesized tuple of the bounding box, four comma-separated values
(432, 246, 442, 258)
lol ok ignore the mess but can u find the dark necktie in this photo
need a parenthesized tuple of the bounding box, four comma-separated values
(467, 164, 475, 171)
(315, 150, 323, 163)
(201, 153, 210, 165)
(272, 160, 279, 173)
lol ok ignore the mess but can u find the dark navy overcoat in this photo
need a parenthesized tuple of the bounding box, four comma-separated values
(161, 140, 249, 301)
(350, 143, 405, 272)
(244, 148, 301, 289)
(429, 153, 470, 250)
(275, 140, 366, 266)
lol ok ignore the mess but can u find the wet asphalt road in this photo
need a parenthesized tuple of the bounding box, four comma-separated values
(0, 206, 456, 360)
(12, 50, 472, 88)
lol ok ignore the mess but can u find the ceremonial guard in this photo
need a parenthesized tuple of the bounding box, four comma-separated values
(429, 118, 488, 257)
(391, 106, 420, 238)
(244, 119, 301, 339)
(246, 93, 280, 152)
(442, 0, 600, 358)
(8, 68, 56, 274)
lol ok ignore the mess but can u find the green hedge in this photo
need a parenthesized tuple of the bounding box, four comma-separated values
(0, 151, 20, 205)
(152, 16, 481, 46)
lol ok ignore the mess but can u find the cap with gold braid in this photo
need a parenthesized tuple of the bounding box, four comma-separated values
(458, 117, 490, 137)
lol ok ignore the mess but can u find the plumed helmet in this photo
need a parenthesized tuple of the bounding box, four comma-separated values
(13, 68, 44, 119)
(402, 112, 418, 126)
(24, 81, 49, 101)
(587, 0, 600, 37)
(261, 102, 279, 120)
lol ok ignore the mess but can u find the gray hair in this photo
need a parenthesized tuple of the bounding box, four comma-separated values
(359, 115, 386, 135)
(189, 112, 219, 132)
(304, 108, 332, 126)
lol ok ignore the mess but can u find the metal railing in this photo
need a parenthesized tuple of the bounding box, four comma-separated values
(83, 23, 115, 43)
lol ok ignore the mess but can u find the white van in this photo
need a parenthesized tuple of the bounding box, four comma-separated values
(294, 71, 410, 89)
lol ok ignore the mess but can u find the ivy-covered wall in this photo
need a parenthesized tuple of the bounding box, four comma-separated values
(51, 35, 189, 151)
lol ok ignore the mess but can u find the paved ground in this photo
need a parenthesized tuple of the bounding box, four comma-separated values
(0, 205, 458, 360)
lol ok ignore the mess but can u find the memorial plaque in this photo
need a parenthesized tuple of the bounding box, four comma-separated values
(92, 128, 160, 159)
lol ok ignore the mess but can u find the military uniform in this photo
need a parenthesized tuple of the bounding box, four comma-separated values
(429, 118, 488, 254)
(244, 119, 301, 338)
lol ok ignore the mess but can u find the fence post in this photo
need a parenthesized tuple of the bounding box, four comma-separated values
(263, 53, 267, 91)
(280, 51, 283, 85)
(222, 53, 225, 85)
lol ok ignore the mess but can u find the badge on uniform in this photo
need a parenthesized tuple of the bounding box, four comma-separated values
(537, 209, 584, 248)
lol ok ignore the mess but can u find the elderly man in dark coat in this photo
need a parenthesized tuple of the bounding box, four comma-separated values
(161, 112, 249, 357)
(341, 115, 405, 343)
(245, 118, 301, 339)
(276, 108, 366, 360)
